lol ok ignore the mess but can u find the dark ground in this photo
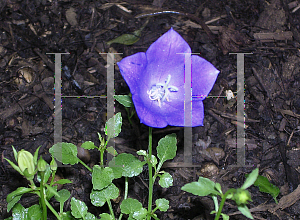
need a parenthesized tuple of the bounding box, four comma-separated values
(1, 0, 300, 219)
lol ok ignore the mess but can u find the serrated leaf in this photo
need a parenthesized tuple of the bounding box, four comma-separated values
(71, 197, 87, 218)
(237, 205, 253, 219)
(120, 198, 143, 214)
(132, 208, 147, 220)
(81, 141, 97, 150)
(106, 146, 118, 156)
(242, 168, 259, 189)
(109, 153, 144, 178)
(12, 203, 26, 220)
(114, 95, 134, 107)
(157, 134, 177, 164)
(159, 172, 173, 188)
(105, 112, 122, 140)
(99, 213, 114, 220)
(90, 183, 119, 207)
(61, 211, 74, 220)
(27, 204, 42, 220)
(92, 166, 114, 190)
(55, 189, 71, 204)
(181, 177, 220, 196)
(85, 212, 96, 220)
(49, 143, 79, 165)
(155, 198, 169, 211)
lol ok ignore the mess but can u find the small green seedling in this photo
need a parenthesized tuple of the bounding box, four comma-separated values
(182, 168, 259, 220)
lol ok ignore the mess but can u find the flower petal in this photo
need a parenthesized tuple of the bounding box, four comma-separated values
(164, 100, 204, 127)
(192, 55, 219, 101)
(145, 28, 191, 83)
(132, 94, 168, 128)
(117, 52, 147, 95)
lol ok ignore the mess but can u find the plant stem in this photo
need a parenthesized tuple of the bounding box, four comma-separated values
(45, 199, 62, 220)
(107, 199, 115, 219)
(40, 172, 47, 220)
(214, 189, 235, 220)
(118, 177, 128, 220)
(78, 159, 92, 172)
(147, 127, 153, 220)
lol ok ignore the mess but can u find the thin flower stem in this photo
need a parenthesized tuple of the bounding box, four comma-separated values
(214, 189, 235, 220)
(147, 127, 153, 220)
(45, 199, 62, 220)
(107, 199, 115, 219)
(39, 172, 47, 220)
(78, 159, 92, 172)
(118, 177, 128, 220)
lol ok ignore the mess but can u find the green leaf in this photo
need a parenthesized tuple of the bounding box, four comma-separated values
(150, 155, 158, 167)
(215, 182, 222, 194)
(12, 145, 18, 162)
(157, 134, 177, 164)
(220, 213, 229, 220)
(114, 95, 134, 107)
(181, 177, 220, 196)
(158, 172, 173, 188)
(250, 174, 280, 203)
(33, 146, 42, 166)
(49, 142, 79, 165)
(61, 211, 75, 220)
(55, 189, 71, 204)
(109, 153, 144, 178)
(53, 179, 73, 185)
(27, 204, 43, 220)
(105, 112, 122, 140)
(5, 158, 23, 176)
(71, 197, 88, 218)
(7, 194, 22, 212)
(136, 150, 147, 156)
(81, 141, 97, 150)
(107, 31, 141, 46)
(242, 168, 259, 189)
(155, 198, 169, 211)
(132, 208, 147, 220)
(37, 164, 51, 183)
(12, 203, 27, 220)
(120, 198, 143, 215)
(85, 212, 96, 220)
(99, 213, 114, 220)
(237, 205, 253, 219)
(106, 146, 118, 156)
(92, 166, 114, 190)
(46, 185, 57, 200)
(7, 187, 32, 203)
(90, 183, 119, 207)
(45, 184, 60, 198)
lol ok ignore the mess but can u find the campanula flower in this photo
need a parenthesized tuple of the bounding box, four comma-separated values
(117, 28, 219, 128)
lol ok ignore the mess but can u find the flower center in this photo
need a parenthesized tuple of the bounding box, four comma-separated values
(147, 74, 178, 107)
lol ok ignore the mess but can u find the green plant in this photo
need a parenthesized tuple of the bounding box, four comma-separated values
(48, 112, 177, 220)
(182, 168, 259, 220)
(4, 148, 72, 220)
